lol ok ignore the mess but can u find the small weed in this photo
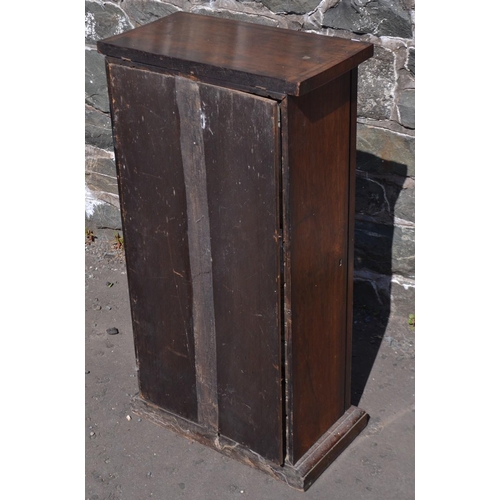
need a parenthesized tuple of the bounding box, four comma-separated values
(86, 228, 96, 244)
(408, 313, 415, 328)
(113, 232, 124, 250)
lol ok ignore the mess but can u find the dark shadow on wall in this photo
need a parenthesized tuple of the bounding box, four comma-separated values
(350, 151, 409, 406)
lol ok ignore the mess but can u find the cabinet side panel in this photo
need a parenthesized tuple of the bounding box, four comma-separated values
(199, 84, 283, 464)
(107, 63, 198, 421)
(286, 72, 351, 462)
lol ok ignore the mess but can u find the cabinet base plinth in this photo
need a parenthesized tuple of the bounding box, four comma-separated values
(131, 396, 368, 491)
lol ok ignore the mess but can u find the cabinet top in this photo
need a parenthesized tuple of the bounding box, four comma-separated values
(97, 12, 373, 97)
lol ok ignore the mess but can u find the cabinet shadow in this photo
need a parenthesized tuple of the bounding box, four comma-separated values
(350, 151, 409, 406)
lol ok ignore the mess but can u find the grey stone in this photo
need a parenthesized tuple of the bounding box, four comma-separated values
(86, 105, 113, 150)
(85, 0, 133, 44)
(86, 171, 119, 196)
(357, 123, 415, 177)
(407, 47, 415, 74)
(260, 0, 321, 14)
(394, 183, 414, 223)
(191, 7, 279, 27)
(401, 0, 415, 9)
(122, 0, 180, 26)
(354, 220, 414, 277)
(390, 278, 415, 319)
(355, 175, 390, 221)
(86, 153, 117, 179)
(86, 201, 122, 230)
(358, 46, 395, 120)
(352, 269, 417, 364)
(323, 0, 413, 39)
(397, 88, 414, 129)
(355, 173, 414, 225)
(354, 278, 390, 312)
(106, 327, 119, 335)
(85, 149, 119, 206)
(86, 49, 109, 113)
(392, 225, 414, 276)
(354, 220, 392, 275)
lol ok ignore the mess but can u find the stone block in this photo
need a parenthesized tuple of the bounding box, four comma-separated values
(397, 88, 415, 129)
(85, 0, 133, 44)
(85, 200, 122, 230)
(354, 220, 414, 277)
(259, 0, 321, 14)
(393, 181, 414, 223)
(357, 124, 414, 177)
(122, 0, 180, 26)
(191, 7, 279, 27)
(85, 105, 113, 150)
(85, 150, 119, 196)
(86, 171, 119, 196)
(85, 151, 116, 178)
(392, 225, 414, 276)
(85, 49, 109, 113)
(355, 172, 414, 225)
(353, 277, 389, 312)
(390, 275, 415, 319)
(355, 175, 391, 221)
(358, 46, 395, 120)
(322, 0, 413, 39)
(407, 47, 415, 75)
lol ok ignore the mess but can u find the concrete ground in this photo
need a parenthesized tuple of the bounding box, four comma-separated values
(85, 230, 414, 500)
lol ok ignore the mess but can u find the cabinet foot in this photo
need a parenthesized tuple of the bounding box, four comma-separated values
(131, 395, 368, 491)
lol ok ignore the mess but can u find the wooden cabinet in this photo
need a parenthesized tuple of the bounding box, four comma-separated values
(98, 12, 373, 491)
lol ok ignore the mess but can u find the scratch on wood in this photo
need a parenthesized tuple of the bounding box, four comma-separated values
(166, 345, 189, 359)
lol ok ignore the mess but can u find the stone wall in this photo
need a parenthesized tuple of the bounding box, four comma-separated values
(85, 0, 415, 308)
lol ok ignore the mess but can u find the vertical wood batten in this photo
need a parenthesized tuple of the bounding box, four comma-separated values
(176, 76, 219, 431)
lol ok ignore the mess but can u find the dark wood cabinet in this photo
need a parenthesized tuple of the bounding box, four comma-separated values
(98, 12, 373, 491)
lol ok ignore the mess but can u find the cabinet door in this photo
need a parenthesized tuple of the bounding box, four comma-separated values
(107, 63, 199, 422)
(198, 80, 283, 464)
(107, 64, 283, 464)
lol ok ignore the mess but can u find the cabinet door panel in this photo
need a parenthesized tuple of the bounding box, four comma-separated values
(107, 64, 199, 421)
(108, 64, 282, 463)
(200, 83, 283, 464)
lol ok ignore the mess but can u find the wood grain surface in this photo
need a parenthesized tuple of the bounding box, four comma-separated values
(104, 16, 371, 473)
(284, 71, 352, 463)
(107, 62, 283, 461)
(200, 82, 283, 464)
(97, 12, 373, 96)
(107, 63, 199, 421)
(175, 76, 219, 430)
